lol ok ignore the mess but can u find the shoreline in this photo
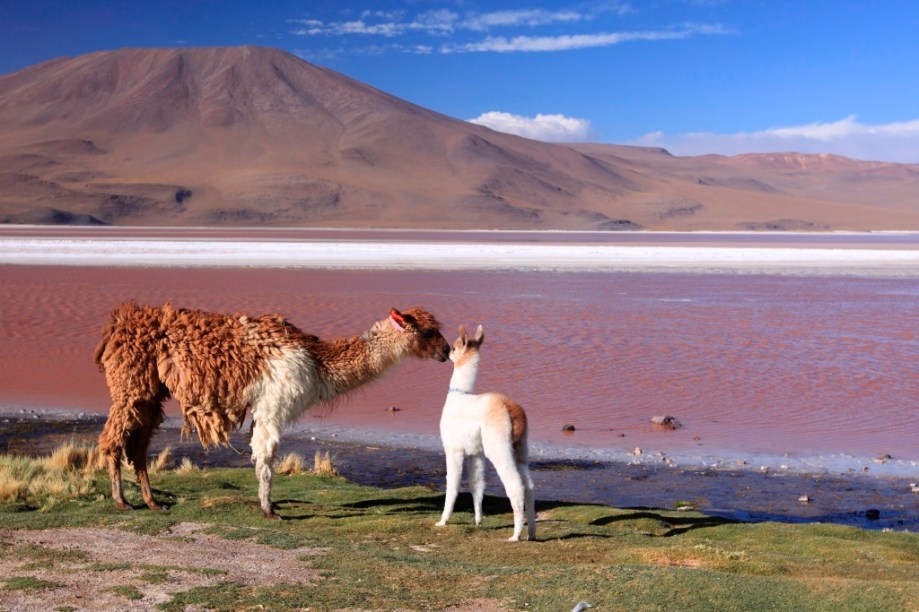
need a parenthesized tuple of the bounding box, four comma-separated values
(4, 408, 917, 531)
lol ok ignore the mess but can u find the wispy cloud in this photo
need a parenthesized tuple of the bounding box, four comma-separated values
(468, 111, 595, 142)
(289, 9, 458, 38)
(288, 4, 723, 55)
(633, 116, 919, 163)
(444, 24, 724, 53)
(461, 9, 589, 31)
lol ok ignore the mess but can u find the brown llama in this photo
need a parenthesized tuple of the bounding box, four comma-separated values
(95, 301, 449, 518)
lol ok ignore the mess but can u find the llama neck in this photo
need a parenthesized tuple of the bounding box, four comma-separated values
(312, 325, 411, 399)
(448, 354, 479, 395)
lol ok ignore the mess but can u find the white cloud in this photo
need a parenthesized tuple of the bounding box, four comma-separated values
(632, 116, 919, 163)
(289, 5, 724, 56)
(442, 23, 726, 53)
(468, 111, 595, 142)
(290, 10, 457, 38)
(461, 9, 587, 32)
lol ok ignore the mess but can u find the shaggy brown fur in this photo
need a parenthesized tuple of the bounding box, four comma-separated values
(95, 301, 449, 516)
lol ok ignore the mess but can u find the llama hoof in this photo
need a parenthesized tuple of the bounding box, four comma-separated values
(148, 504, 168, 512)
(115, 501, 133, 511)
(507, 535, 521, 542)
(434, 520, 447, 527)
(263, 510, 284, 520)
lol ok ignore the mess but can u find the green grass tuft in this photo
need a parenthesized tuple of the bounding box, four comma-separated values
(103, 584, 144, 601)
(4, 576, 62, 591)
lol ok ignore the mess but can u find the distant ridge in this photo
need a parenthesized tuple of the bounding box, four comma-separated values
(1, 46, 918, 230)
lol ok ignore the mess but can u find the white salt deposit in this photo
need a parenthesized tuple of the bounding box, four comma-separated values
(3, 237, 919, 275)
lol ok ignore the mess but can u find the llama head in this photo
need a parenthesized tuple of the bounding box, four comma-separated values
(389, 307, 450, 362)
(449, 324, 484, 364)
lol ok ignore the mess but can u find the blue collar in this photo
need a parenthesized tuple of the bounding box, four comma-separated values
(448, 387, 471, 394)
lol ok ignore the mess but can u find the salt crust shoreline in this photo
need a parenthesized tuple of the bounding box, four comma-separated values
(3, 235, 919, 275)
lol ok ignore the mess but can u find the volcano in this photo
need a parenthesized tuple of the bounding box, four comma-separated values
(1, 46, 918, 230)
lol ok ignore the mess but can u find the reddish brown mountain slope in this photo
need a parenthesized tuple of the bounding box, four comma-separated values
(1, 46, 918, 230)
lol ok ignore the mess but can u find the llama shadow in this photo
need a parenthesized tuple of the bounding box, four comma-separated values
(270, 498, 366, 521)
(116, 485, 177, 511)
(342, 494, 445, 515)
(584, 508, 740, 538)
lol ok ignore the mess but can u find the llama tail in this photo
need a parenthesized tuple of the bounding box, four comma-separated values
(93, 310, 119, 370)
(505, 398, 528, 464)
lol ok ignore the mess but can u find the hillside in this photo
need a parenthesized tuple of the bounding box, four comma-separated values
(1, 46, 918, 230)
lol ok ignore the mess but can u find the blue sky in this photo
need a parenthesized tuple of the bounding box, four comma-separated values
(3, 1, 919, 163)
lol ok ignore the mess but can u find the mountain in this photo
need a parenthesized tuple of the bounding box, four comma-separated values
(1, 46, 918, 230)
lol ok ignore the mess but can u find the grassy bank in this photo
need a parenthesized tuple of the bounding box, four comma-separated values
(2, 445, 918, 610)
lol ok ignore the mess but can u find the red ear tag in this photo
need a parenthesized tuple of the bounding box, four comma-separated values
(389, 314, 408, 332)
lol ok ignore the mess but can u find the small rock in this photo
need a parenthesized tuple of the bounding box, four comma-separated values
(874, 453, 892, 464)
(798, 495, 811, 504)
(909, 483, 919, 493)
(650, 415, 681, 429)
(633, 447, 642, 456)
(385, 406, 401, 412)
(561, 424, 576, 432)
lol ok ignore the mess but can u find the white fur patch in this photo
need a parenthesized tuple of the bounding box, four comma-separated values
(246, 347, 336, 469)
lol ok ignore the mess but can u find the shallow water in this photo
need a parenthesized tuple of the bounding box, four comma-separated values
(1, 262, 917, 473)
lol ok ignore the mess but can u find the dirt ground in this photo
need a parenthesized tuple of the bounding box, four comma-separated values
(0, 522, 322, 610)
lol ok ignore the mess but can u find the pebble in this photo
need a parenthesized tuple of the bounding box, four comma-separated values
(561, 424, 576, 432)
(650, 415, 681, 429)
(798, 495, 811, 504)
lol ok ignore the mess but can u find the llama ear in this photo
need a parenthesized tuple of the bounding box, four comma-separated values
(389, 308, 408, 332)
(474, 325, 484, 344)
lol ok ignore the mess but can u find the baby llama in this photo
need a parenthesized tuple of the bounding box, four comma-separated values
(435, 324, 536, 541)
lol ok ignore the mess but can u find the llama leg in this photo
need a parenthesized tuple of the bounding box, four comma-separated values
(486, 447, 526, 542)
(107, 454, 130, 510)
(126, 400, 166, 511)
(99, 402, 132, 510)
(469, 453, 486, 527)
(250, 418, 281, 519)
(435, 449, 465, 527)
(520, 463, 537, 541)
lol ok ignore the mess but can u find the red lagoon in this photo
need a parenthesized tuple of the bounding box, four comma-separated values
(1, 264, 917, 468)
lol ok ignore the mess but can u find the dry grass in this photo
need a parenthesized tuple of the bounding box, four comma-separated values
(150, 447, 172, 473)
(276, 452, 305, 475)
(311, 451, 338, 477)
(0, 441, 103, 509)
(175, 457, 200, 474)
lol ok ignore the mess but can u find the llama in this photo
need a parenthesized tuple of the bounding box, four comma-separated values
(94, 301, 449, 518)
(435, 325, 536, 541)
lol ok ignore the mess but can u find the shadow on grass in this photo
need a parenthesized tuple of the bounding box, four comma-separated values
(338, 493, 742, 538)
(589, 508, 740, 536)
